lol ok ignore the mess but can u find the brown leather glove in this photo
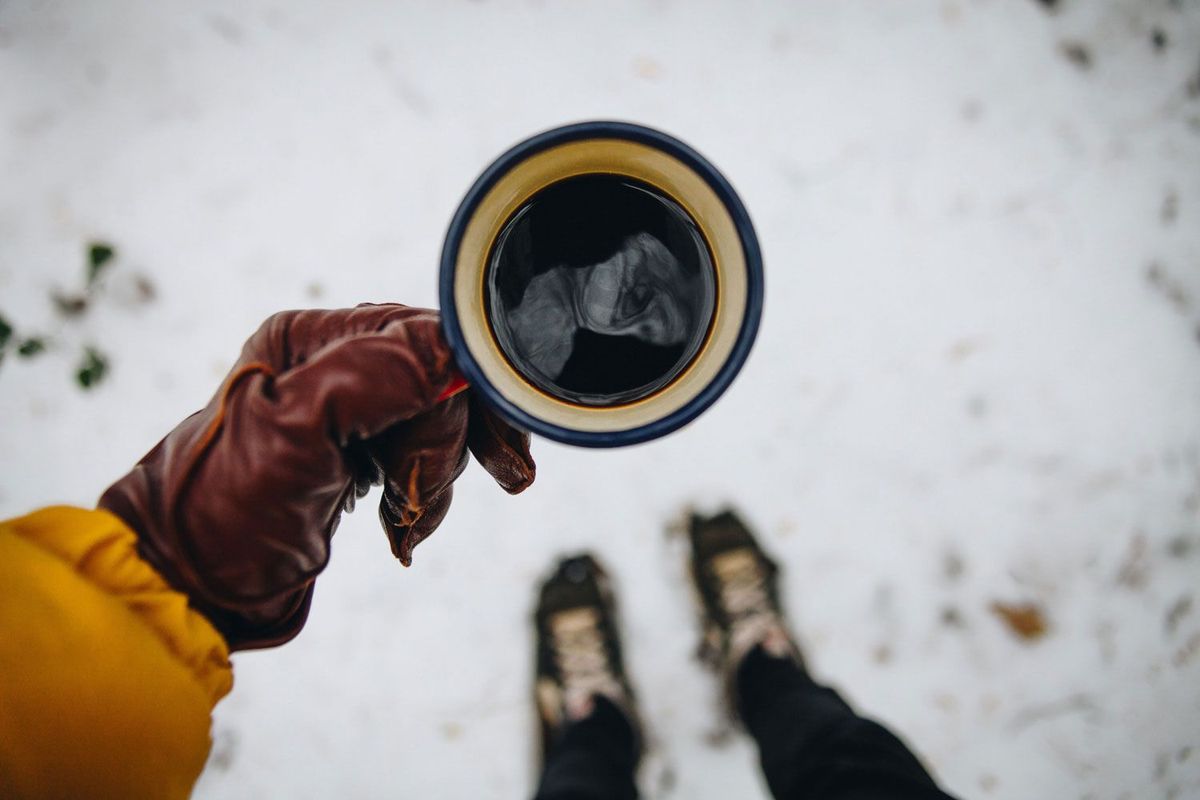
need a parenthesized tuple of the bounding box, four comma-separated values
(99, 304, 535, 650)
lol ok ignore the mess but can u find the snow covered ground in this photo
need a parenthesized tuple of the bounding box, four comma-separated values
(2, 1, 1199, 797)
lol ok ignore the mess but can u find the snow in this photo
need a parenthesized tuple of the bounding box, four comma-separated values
(2, 1, 1198, 797)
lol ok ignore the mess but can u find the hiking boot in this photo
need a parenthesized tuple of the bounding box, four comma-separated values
(533, 554, 641, 760)
(687, 510, 802, 697)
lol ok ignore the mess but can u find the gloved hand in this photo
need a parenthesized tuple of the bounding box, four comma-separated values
(99, 304, 535, 650)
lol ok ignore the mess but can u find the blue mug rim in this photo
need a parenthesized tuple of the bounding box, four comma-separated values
(438, 120, 764, 448)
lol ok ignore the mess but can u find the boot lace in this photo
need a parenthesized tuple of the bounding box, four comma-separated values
(709, 549, 784, 659)
(548, 607, 623, 716)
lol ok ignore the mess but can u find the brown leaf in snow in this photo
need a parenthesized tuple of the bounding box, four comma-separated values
(990, 601, 1048, 641)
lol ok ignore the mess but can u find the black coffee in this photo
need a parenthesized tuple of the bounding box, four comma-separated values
(486, 174, 716, 406)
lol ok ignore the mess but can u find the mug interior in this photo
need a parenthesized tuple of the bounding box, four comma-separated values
(486, 173, 717, 407)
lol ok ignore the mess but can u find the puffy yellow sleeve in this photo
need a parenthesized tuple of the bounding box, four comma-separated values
(0, 506, 233, 799)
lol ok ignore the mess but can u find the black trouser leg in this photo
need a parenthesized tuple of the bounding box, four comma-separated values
(737, 646, 958, 800)
(533, 696, 640, 800)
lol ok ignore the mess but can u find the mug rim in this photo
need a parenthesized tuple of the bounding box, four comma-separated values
(439, 120, 764, 447)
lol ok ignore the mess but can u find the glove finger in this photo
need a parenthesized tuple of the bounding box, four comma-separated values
(466, 393, 535, 494)
(381, 485, 455, 567)
(273, 310, 458, 442)
(372, 394, 470, 565)
(235, 303, 434, 374)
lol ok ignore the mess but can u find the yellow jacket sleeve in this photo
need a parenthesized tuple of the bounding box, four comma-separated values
(0, 506, 233, 799)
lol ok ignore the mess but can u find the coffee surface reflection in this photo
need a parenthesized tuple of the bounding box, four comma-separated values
(487, 175, 716, 406)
